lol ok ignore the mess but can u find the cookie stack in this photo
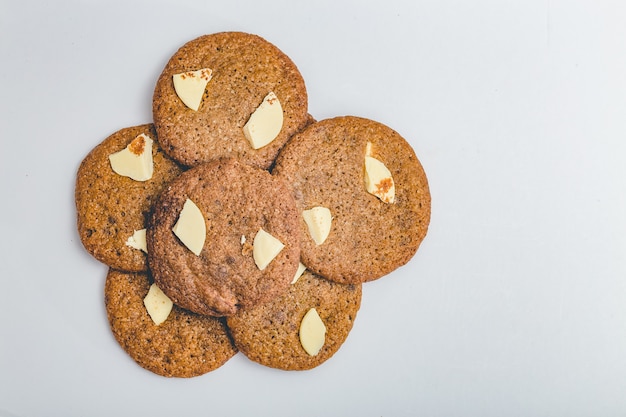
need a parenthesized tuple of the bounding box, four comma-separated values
(75, 32, 431, 377)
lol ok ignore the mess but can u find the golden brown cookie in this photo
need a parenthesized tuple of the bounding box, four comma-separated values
(227, 269, 361, 370)
(75, 124, 183, 272)
(147, 158, 300, 317)
(272, 116, 431, 284)
(152, 31, 309, 169)
(104, 269, 237, 378)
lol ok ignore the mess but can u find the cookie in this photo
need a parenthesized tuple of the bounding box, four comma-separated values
(147, 157, 300, 316)
(75, 124, 183, 272)
(104, 268, 237, 377)
(227, 269, 361, 371)
(272, 116, 431, 284)
(152, 31, 309, 169)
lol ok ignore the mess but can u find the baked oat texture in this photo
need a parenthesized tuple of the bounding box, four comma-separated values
(227, 270, 361, 370)
(152, 31, 309, 169)
(147, 158, 301, 316)
(75, 124, 183, 272)
(104, 269, 237, 378)
(272, 116, 431, 284)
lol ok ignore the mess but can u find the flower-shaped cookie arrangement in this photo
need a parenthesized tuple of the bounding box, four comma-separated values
(75, 31, 430, 377)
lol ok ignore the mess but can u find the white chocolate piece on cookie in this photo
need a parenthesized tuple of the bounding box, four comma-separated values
(299, 308, 326, 356)
(291, 262, 306, 284)
(125, 229, 147, 253)
(172, 68, 213, 111)
(243, 92, 283, 150)
(172, 199, 206, 256)
(143, 283, 173, 325)
(109, 134, 154, 181)
(364, 142, 395, 203)
(302, 206, 332, 245)
(252, 228, 284, 270)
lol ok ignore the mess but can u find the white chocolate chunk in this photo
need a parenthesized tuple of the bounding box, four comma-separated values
(143, 283, 173, 325)
(172, 199, 206, 256)
(364, 155, 395, 204)
(291, 262, 306, 284)
(299, 308, 326, 356)
(252, 228, 284, 270)
(302, 206, 332, 246)
(173, 68, 213, 111)
(108, 134, 154, 181)
(125, 229, 147, 253)
(243, 91, 283, 149)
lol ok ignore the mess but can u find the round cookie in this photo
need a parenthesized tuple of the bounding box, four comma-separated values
(104, 268, 237, 378)
(147, 158, 300, 317)
(75, 124, 183, 272)
(227, 269, 362, 371)
(152, 31, 309, 169)
(272, 116, 431, 284)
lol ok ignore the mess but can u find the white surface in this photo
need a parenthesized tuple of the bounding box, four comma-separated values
(1, 1, 626, 416)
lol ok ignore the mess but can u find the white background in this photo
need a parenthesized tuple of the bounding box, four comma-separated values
(1, 0, 626, 416)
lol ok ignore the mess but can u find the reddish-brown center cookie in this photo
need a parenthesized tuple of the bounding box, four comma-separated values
(147, 158, 301, 316)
